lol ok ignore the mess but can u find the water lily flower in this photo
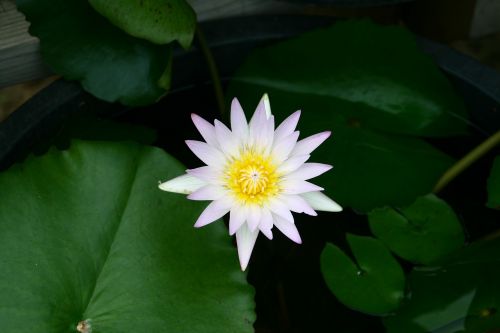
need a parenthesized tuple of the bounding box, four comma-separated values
(159, 94, 342, 270)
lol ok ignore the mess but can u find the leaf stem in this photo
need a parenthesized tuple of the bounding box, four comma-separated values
(195, 24, 225, 117)
(433, 130, 500, 193)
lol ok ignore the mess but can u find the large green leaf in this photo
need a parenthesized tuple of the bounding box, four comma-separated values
(227, 21, 458, 212)
(17, 0, 172, 106)
(384, 239, 500, 333)
(321, 235, 405, 315)
(0, 141, 254, 333)
(369, 194, 465, 265)
(228, 20, 468, 137)
(89, 0, 196, 49)
(487, 156, 500, 209)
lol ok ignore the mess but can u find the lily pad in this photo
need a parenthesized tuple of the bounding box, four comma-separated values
(89, 0, 196, 49)
(17, 0, 173, 106)
(369, 194, 465, 265)
(384, 239, 500, 333)
(487, 156, 500, 209)
(0, 141, 254, 333)
(228, 20, 468, 137)
(227, 21, 458, 212)
(321, 234, 405, 315)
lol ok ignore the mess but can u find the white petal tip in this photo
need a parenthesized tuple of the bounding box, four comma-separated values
(302, 192, 343, 212)
(158, 174, 205, 194)
(261, 93, 271, 118)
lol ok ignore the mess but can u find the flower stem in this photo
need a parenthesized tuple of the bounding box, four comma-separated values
(433, 130, 500, 193)
(196, 24, 226, 117)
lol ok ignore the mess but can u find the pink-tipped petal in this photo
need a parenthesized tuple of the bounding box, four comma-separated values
(185, 140, 226, 168)
(301, 191, 343, 212)
(271, 131, 300, 164)
(229, 205, 248, 235)
(282, 179, 324, 195)
(276, 154, 310, 175)
(236, 223, 259, 271)
(230, 98, 249, 142)
(281, 194, 317, 216)
(288, 163, 333, 181)
(247, 206, 262, 232)
(186, 166, 222, 184)
(292, 131, 331, 156)
(214, 120, 239, 157)
(268, 199, 294, 223)
(273, 214, 302, 244)
(274, 110, 301, 142)
(159, 174, 206, 194)
(191, 114, 219, 147)
(194, 198, 232, 228)
(187, 184, 225, 201)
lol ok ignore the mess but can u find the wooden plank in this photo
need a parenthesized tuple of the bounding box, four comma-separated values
(0, 0, 299, 88)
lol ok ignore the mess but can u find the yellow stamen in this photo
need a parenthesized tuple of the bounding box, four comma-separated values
(225, 150, 280, 205)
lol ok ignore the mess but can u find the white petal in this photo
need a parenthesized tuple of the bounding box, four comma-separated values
(159, 174, 206, 194)
(273, 214, 302, 244)
(281, 179, 324, 194)
(268, 198, 294, 223)
(274, 110, 301, 142)
(229, 205, 248, 235)
(249, 99, 272, 149)
(187, 184, 225, 201)
(301, 192, 343, 212)
(214, 120, 239, 157)
(236, 223, 259, 271)
(281, 194, 317, 216)
(259, 209, 274, 240)
(261, 115, 275, 155)
(185, 140, 226, 168)
(276, 154, 310, 175)
(194, 197, 232, 228)
(255, 93, 272, 119)
(247, 205, 262, 232)
(292, 131, 331, 156)
(186, 166, 222, 184)
(191, 114, 219, 147)
(230, 98, 249, 143)
(271, 131, 300, 164)
(288, 163, 332, 181)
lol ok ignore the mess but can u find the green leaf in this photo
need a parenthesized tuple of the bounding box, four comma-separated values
(17, 0, 172, 106)
(487, 156, 500, 209)
(228, 20, 468, 137)
(369, 194, 465, 265)
(0, 141, 254, 333)
(384, 239, 500, 333)
(227, 21, 458, 212)
(89, 0, 196, 49)
(321, 235, 405, 315)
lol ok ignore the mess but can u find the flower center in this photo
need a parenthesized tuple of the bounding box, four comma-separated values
(225, 150, 279, 204)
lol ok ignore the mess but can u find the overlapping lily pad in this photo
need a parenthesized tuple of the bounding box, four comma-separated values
(17, 0, 175, 106)
(321, 235, 405, 315)
(0, 141, 254, 333)
(369, 194, 465, 265)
